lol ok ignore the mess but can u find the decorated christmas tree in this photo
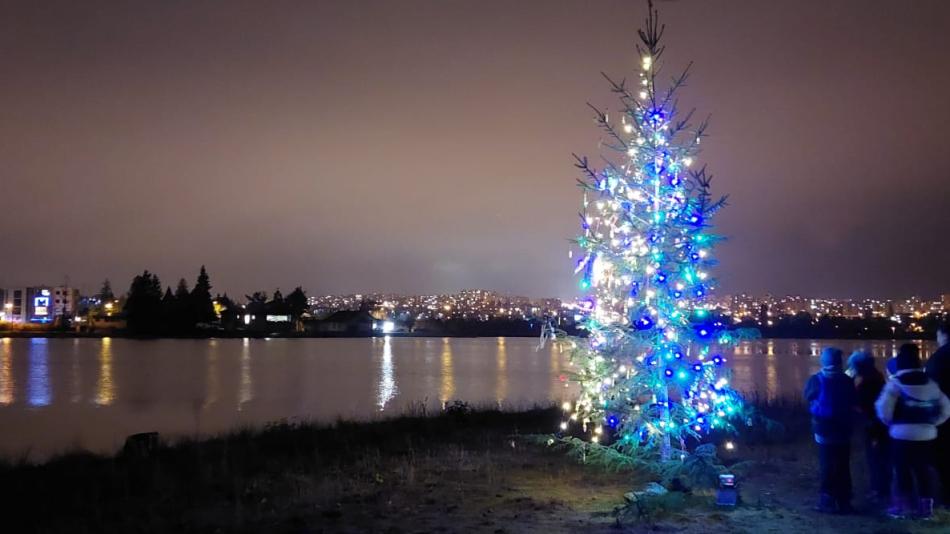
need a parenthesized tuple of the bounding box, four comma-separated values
(558, 2, 745, 461)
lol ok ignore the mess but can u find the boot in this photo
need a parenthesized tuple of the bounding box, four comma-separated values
(815, 493, 836, 514)
(886, 497, 912, 519)
(918, 498, 935, 520)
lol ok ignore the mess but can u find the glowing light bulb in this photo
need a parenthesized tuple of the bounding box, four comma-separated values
(624, 123, 634, 133)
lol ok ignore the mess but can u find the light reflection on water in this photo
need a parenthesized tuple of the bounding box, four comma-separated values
(496, 337, 507, 404)
(238, 338, 252, 410)
(95, 337, 114, 406)
(439, 338, 454, 404)
(377, 336, 396, 410)
(204, 340, 219, 408)
(69, 339, 82, 403)
(765, 340, 779, 401)
(28, 339, 50, 407)
(0, 338, 13, 405)
(0, 337, 938, 458)
(550, 339, 563, 401)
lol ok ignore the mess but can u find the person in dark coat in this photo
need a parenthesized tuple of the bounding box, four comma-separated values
(877, 343, 950, 519)
(804, 347, 856, 513)
(848, 350, 889, 502)
(924, 321, 950, 505)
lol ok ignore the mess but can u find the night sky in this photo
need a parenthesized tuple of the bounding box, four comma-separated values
(1, 0, 948, 299)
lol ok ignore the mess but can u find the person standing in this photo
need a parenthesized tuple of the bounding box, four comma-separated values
(924, 321, 950, 504)
(848, 350, 889, 502)
(804, 347, 856, 513)
(877, 343, 950, 519)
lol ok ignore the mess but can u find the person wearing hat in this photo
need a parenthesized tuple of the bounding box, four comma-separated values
(876, 343, 950, 519)
(848, 350, 889, 503)
(803, 346, 856, 513)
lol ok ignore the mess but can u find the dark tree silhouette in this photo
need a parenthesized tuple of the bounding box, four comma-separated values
(245, 291, 268, 329)
(191, 265, 216, 325)
(124, 270, 163, 335)
(174, 278, 190, 300)
(286, 286, 309, 321)
(169, 278, 194, 333)
(160, 286, 175, 330)
(268, 289, 287, 316)
(215, 293, 240, 330)
(98, 279, 114, 302)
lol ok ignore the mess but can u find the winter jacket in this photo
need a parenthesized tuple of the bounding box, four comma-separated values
(854, 369, 887, 440)
(925, 343, 950, 398)
(803, 368, 855, 444)
(875, 369, 950, 441)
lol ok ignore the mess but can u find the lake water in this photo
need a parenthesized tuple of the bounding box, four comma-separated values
(0, 336, 935, 459)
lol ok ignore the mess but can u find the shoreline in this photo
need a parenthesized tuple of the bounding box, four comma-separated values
(0, 330, 933, 341)
(4, 404, 947, 533)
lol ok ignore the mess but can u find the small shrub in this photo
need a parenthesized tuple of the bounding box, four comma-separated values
(444, 400, 472, 416)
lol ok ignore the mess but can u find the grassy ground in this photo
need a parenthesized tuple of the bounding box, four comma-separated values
(1, 404, 948, 533)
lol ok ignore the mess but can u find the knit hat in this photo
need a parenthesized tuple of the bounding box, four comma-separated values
(820, 347, 843, 369)
(847, 350, 874, 373)
(895, 343, 921, 371)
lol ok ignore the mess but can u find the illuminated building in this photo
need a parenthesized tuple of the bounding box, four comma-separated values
(0, 286, 79, 323)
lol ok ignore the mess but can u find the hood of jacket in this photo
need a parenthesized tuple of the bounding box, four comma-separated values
(892, 369, 942, 400)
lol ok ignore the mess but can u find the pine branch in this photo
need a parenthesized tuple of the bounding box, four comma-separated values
(573, 153, 599, 182)
(659, 62, 692, 111)
(602, 72, 647, 117)
(587, 102, 630, 151)
(601, 158, 625, 178)
(670, 107, 695, 139)
(637, 0, 666, 60)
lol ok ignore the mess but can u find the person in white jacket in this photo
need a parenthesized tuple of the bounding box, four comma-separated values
(876, 343, 950, 519)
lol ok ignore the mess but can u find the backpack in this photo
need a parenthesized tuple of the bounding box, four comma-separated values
(810, 372, 850, 419)
(893, 387, 941, 425)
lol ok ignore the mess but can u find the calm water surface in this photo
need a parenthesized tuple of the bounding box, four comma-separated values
(0, 337, 935, 458)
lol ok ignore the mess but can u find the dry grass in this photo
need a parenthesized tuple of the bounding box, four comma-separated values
(1, 403, 948, 533)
